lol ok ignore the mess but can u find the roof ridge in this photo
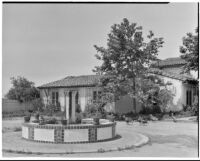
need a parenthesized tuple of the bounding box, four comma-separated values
(64, 74, 100, 79)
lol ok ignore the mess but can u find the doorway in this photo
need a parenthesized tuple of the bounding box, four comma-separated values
(69, 91, 72, 119)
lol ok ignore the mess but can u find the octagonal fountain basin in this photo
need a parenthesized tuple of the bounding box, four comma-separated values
(22, 119, 116, 144)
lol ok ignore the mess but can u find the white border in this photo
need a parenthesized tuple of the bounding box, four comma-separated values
(1, 0, 199, 160)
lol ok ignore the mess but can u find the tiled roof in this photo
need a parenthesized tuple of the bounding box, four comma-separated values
(152, 57, 186, 67)
(38, 75, 103, 89)
(148, 68, 196, 81)
(38, 69, 196, 89)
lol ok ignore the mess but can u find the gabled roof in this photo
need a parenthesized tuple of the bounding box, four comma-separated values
(148, 68, 196, 82)
(38, 70, 197, 89)
(38, 75, 103, 89)
(152, 57, 186, 68)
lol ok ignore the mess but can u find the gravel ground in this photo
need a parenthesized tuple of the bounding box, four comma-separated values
(2, 118, 198, 158)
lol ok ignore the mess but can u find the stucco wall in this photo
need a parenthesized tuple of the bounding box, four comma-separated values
(158, 76, 184, 111)
(155, 75, 197, 111)
(40, 87, 103, 113)
(115, 96, 142, 114)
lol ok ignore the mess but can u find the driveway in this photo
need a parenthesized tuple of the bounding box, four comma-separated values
(2, 118, 198, 158)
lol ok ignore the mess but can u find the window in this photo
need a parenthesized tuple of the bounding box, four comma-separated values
(186, 90, 192, 106)
(93, 91, 97, 101)
(93, 91, 102, 101)
(52, 91, 59, 106)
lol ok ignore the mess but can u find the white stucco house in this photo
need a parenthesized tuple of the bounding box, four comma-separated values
(38, 57, 198, 122)
(150, 57, 198, 111)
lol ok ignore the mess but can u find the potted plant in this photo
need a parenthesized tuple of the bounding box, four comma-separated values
(24, 115, 31, 122)
(93, 112, 101, 125)
(39, 115, 46, 125)
(61, 117, 68, 125)
(34, 111, 40, 121)
(24, 111, 31, 123)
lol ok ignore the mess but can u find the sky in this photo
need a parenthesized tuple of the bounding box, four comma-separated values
(2, 2, 198, 96)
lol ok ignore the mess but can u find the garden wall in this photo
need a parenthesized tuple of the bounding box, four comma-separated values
(2, 99, 33, 113)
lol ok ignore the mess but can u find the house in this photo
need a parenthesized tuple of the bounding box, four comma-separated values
(38, 75, 116, 122)
(38, 57, 198, 122)
(150, 57, 198, 111)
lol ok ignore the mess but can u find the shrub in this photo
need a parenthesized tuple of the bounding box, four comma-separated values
(31, 98, 44, 112)
(44, 103, 57, 116)
(75, 112, 84, 124)
(46, 118, 57, 124)
(182, 104, 190, 112)
(75, 104, 82, 113)
(113, 113, 124, 121)
(14, 127, 22, 132)
(140, 105, 162, 115)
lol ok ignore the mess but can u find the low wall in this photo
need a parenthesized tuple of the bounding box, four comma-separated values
(2, 99, 33, 113)
(22, 121, 116, 144)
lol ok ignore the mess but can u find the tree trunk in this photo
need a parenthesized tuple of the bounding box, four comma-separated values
(132, 76, 137, 113)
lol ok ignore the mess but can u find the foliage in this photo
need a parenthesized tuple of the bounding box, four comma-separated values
(6, 76, 40, 103)
(181, 95, 199, 116)
(180, 27, 198, 73)
(84, 100, 107, 119)
(75, 112, 84, 124)
(93, 18, 164, 112)
(75, 104, 83, 123)
(192, 95, 199, 116)
(139, 105, 161, 115)
(75, 104, 82, 113)
(45, 118, 57, 124)
(136, 74, 174, 113)
(31, 98, 44, 112)
(44, 103, 60, 116)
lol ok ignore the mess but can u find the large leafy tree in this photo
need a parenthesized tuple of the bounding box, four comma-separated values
(180, 27, 198, 75)
(6, 76, 40, 103)
(94, 18, 164, 112)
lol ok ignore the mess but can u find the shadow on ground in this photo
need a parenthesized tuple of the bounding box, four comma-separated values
(145, 134, 197, 149)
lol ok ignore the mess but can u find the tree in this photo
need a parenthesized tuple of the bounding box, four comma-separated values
(180, 27, 198, 75)
(6, 76, 40, 103)
(138, 74, 174, 113)
(94, 18, 164, 113)
(180, 28, 199, 117)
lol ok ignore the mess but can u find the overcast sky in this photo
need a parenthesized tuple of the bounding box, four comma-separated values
(2, 3, 198, 96)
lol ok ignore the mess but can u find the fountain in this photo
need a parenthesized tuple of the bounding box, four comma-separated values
(22, 117, 116, 144)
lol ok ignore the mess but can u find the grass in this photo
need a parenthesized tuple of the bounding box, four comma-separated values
(2, 127, 22, 133)
(13, 127, 22, 132)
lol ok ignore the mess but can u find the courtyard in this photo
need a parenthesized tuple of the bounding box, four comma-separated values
(2, 117, 198, 158)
